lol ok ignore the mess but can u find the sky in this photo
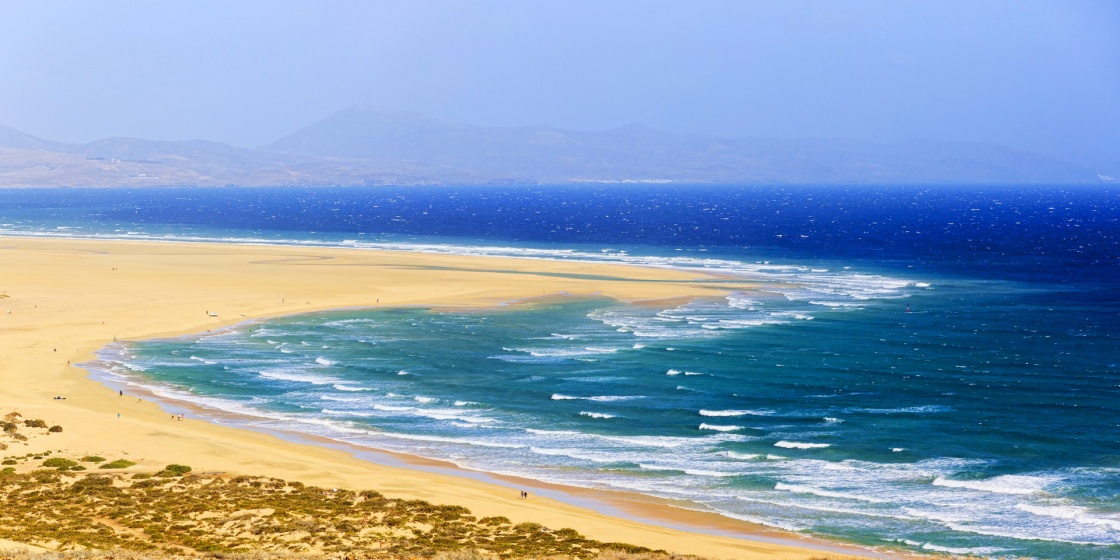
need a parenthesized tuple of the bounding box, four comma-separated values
(1, 0, 1118, 174)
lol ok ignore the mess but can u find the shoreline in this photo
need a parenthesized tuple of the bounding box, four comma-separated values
(83, 332, 893, 560)
(0, 236, 903, 559)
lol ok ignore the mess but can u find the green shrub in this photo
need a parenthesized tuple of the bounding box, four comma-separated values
(48, 425, 63, 432)
(157, 463, 192, 477)
(99, 459, 137, 469)
(42, 457, 79, 469)
(71, 465, 86, 471)
(0, 467, 13, 475)
(1, 459, 16, 465)
(81, 455, 105, 463)
(513, 522, 545, 533)
(24, 419, 47, 428)
(132, 473, 152, 479)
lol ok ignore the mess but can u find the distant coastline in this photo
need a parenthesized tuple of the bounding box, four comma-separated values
(0, 105, 1103, 188)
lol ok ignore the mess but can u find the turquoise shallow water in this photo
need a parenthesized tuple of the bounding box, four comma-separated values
(4, 185, 1119, 559)
(88, 270, 1120, 559)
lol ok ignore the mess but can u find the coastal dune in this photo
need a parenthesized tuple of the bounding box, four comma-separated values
(0, 237, 870, 559)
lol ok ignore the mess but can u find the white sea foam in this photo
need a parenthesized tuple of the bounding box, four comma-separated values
(414, 396, 437, 403)
(725, 451, 761, 460)
(320, 394, 364, 402)
(931, 474, 1053, 495)
(539, 346, 619, 357)
(372, 404, 413, 412)
(774, 441, 831, 449)
(315, 356, 336, 366)
(920, 543, 1007, 555)
(700, 409, 774, 417)
(189, 356, 217, 365)
(726, 295, 760, 309)
(588, 395, 642, 402)
(551, 393, 642, 402)
(683, 371, 705, 376)
(454, 401, 480, 407)
(529, 447, 617, 463)
(665, 369, 681, 375)
(683, 468, 740, 478)
(774, 482, 887, 503)
(332, 383, 373, 392)
(257, 369, 337, 385)
(371, 430, 522, 449)
(699, 423, 743, 432)
(935, 520, 1116, 546)
(1015, 504, 1120, 531)
(808, 301, 865, 308)
(845, 405, 952, 414)
(580, 411, 616, 419)
(411, 408, 494, 424)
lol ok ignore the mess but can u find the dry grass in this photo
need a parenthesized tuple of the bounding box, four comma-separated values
(0, 467, 686, 559)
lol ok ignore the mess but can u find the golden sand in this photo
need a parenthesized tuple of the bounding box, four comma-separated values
(0, 237, 883, 559)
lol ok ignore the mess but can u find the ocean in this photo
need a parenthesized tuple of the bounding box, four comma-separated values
(2, 185, 1118, 559)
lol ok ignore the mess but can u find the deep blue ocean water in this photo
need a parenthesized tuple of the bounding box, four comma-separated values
(2, 185, 1118, 559)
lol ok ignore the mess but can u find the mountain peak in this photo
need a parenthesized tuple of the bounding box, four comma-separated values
(0, 124, 72, 152)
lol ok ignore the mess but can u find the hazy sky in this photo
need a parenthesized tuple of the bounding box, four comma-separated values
(1, 1, 1117, 172)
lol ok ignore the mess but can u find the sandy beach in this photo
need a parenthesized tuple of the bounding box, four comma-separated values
(0, 236, 884, 559)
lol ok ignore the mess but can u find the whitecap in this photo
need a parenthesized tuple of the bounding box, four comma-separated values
(700, 409, 774, 417)
(774, 441, 831, 449)
(258, 369, 337, 385)
(332, 383, 372, 392)
(579, 411, 616, 419)
(588, 395, 643, 402)
(699, 423, 743, 432)
(725, 451, 761, 460)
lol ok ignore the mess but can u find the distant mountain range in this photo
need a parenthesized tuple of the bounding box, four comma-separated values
(0, 104, 1104, 187)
